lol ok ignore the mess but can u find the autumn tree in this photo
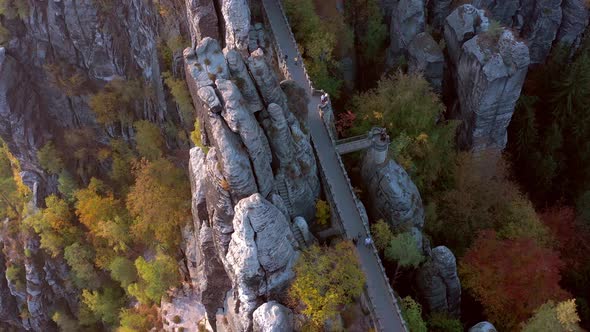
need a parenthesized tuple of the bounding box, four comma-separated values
(133, 120, 164, 161)
(289, 241, 365, 327)
(82, 287, 125, 326)
(126, 158, 191, 249)
(314, 199, 330, 226)
(75, 178, 132, 266)
(427, 153, 551, 256)
(427, 313, 462, 332)
(64, 242, 101, 289)
(384, 232, 424, 281)
(127, 253, 179, 304)
(89, 79, 142, 125)
(371, 219, 393, 251)
(522, 299, 582, 332)
(37, 141, 64, 174)
(25, 195, 80, 257)
(0, 143, 28, 220)
(460, 230, 568, 330)
(109, 256, 137, 288)
(118, 306, 159, 331)
(163, 71, 194, 125)
(400, 296, 427, 332)
(351, 73, 457, 196)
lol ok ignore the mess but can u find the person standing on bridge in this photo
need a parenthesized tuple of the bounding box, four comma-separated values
(364, 236, 372, 248)
(293, 57, 299, 66)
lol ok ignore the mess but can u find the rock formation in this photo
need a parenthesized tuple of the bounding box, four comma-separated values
(469, 321, 498, 332)
(556, 0, 590, 48)
(522, 0, 563, 64)
(253, 301, 295, 332)
(387, 0, 426, 66)
(222, 0, 251, 52)
(428, 0, 453, 30)
(416, 246, 461, 317)
(361, 157, 425, 231)
(445, 5, 530, 151)
(225, 49, 264, 113)
(225, 194, 299, 331)
(182, 29, 321, 329)
(407, 32, 444, 92)
(186, 0, 221, 46)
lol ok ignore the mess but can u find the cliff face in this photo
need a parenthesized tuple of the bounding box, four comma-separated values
(0, 0, 187, 202)
(181, 13, 319, 329)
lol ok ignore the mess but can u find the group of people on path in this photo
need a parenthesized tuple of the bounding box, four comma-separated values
(283, 54, 299, 66)
(352, 232, 372, 248)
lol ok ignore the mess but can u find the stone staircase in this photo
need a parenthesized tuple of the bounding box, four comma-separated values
(291, 223, 307, 247)
(275, 178, 293, 215)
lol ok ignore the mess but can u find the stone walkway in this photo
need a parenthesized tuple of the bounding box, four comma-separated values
(261, 0, 407, 330)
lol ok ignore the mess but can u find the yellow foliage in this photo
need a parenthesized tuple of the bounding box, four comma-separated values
(556, 299, 581, 331)
(314, 199, 330, 226)
(289, 241, 365, 326)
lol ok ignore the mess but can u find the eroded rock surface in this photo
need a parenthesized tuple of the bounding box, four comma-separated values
(186, 0, 220, 46)
(222, 0, 251, 52)
(469, 321, 498, 332)
(361, 157, 425, 231)
(225, 194, 299, 331)
(387, 0, 426, 66)
(253, 301, 294, 332)
(407, 32, 444, 92)
(446, 5, 530, 151)
(416, 246, 461, 317)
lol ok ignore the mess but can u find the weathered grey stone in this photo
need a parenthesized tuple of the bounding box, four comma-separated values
(161, 288, 213, 332)
(387, 0, 426, 66)
(361, 157, 425, 231)
(189, 147, 209, 224)
(225, 49, 264, 113)
(252, 301, 294, 332)
(248, 49, 290, 113)
(217, 79, 274, 197)
(455, 30, 530, 151)
(205, 148, 236, 255)
(222, 0, 251, 52)
(444, 5, 490, 65)
(522, 0, 563, 63)
(0, 243, 19, 328)
(186, 0, 220, 46)
(415, 246, 461, 317)
(556, 0, 590, 49)
(407, 32, 444, 92)
(293, 216, 315, 247)
(280, 79, 310, 129)
(471, 0, 520, 25)
(469, 321, 498, 332)
(225, 194, 299, 331)
(208, 114, 258, 201)
(428, 0, 453, 30)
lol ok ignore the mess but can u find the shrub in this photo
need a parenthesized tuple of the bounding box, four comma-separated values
(133, 120, 164, 161)
(314, 199, 330, 226)
(37, 142, 64, 174)
(400, 297, 427, 332)
(163, 72, 194, 126)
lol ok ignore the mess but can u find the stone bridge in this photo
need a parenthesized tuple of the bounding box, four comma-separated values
(261, 0, 408, 330)
(335, 127, 390, 155)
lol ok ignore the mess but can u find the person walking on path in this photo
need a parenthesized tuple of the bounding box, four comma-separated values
(364, 236, 372, 248)
(293, 57, 299, 66)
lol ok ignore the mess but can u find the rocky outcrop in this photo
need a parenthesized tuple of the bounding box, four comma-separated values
(472, 0, 520, 25)
(217, 79, 274, 197)
(387, 0, 426, 66)
(428, 0, 453, 30)
(445, 5, 530, 151)
(469, 321, 498, 332)
(361, 157, 425, 231)
(225, 49, 264, 113)
(253, 301, 294, 332)
(444, 5, 490, 65)
(225, 194, 299, 331)
(556, 0, 590, 48)
(186, 0, 221, 46)
(522, 0, 563, 64)
(416, 246, 461, 317)
(222, 0, 251, 52)
(407, 32, 444, 92)
(248, 49, 290, 114)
